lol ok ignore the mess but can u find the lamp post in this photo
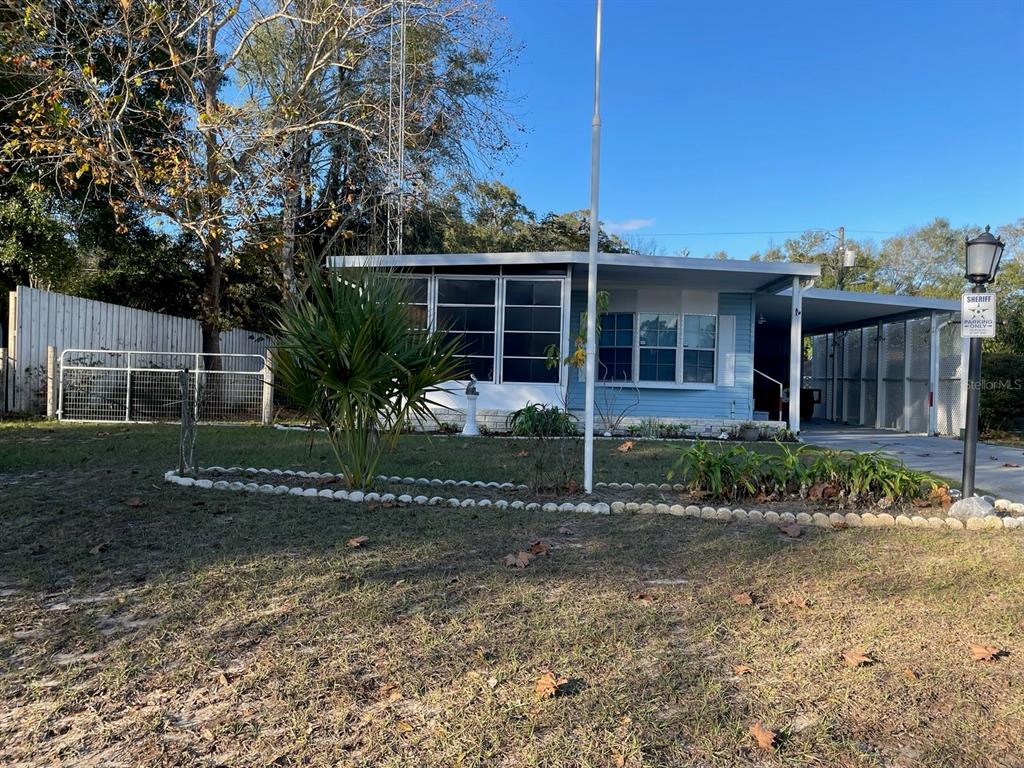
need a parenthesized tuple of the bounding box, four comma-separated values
(961, 225, 1005, 499)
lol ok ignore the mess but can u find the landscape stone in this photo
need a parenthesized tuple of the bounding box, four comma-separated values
(949, 496, 993, 521)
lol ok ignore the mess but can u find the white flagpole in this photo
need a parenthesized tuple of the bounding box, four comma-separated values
(583, 0, 602, 494)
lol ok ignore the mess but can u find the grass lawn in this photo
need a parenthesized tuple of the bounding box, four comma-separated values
(1, 422, 1022, 766)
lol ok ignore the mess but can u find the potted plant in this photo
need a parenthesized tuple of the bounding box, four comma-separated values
(737, 422, 761, 442)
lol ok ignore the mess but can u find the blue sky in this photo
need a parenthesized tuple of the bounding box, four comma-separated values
(490, 0, 1024, 258)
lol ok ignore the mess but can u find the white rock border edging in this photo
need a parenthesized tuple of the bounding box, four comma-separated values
(162, 469, 1024, 534)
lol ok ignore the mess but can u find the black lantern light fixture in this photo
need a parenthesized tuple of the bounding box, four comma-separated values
(965, 225, 1005, 285)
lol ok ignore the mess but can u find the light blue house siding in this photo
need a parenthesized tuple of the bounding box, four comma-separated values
(565, 291, 756, 422)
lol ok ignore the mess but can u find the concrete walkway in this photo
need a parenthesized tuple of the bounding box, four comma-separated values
(801, 423, 1024, 501)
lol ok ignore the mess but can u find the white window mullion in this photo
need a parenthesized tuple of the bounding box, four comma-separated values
(632, 312, 640, 384)
(495, 278, 505, 384)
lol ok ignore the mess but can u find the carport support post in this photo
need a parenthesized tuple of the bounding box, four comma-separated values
(928, 312, 940, 435)
(788, 277, 803, 433)
(874, 321, 884, 428)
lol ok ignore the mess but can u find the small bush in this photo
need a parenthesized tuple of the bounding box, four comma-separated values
(667, 440, 931, 505)
(506, 403, 577, 437)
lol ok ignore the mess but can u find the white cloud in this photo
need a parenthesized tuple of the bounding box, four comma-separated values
(604, 218, 655, 235)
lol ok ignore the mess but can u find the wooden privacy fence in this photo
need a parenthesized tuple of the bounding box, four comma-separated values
(3, 286, 272, 414)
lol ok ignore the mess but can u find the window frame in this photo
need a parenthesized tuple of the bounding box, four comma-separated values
(596, 311, 636, 382)
(397, 269, 569, 386)
(500, 277, 565, 385)
(637, 312, 679, 383)
(591, 310, 719, 389)
(435, 275, 499, 383)
(681, 313, 718, 385)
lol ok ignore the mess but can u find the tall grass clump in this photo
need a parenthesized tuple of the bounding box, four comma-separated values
(275, 263, 465, 488)
(506, 403, 578, 437)
(668, 440, 933, 505)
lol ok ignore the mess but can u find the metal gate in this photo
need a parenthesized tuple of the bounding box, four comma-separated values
(58, 350, 271, 424)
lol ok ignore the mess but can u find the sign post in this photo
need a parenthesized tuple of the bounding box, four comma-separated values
(960, 288, 996, 499)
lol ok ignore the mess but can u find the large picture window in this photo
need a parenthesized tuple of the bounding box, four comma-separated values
(595, 311, 718, 386)
(502, 279, 561, 383)
(639, 313, 678, 382)
(683, 314, 717, 383)
(598, 313, 634, 381)
(437, 278, 496, 382)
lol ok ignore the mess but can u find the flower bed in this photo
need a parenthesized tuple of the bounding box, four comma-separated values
(163, 466, 1024, 533)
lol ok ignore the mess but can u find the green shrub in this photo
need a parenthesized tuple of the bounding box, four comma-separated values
(275, 263, 465, 488)
(840, 450, 933, 502)
(666, 440, 932, 504)
(506, 403, 577, 437)
(980, 351, 1024, 432)
(668, 441, 747, 498)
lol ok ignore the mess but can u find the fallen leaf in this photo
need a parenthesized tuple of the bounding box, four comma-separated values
(969, 643, 1004, 662)
(515, 450, 529, 458)
(780, 524, 803, 538)
(613, 754, 626, 768)
(842, 648, 875, 668)
(733, 664, 754, 676)
(503, 551, 534, 569)
(749, 722, 777, 751)
(534, 670, 568, 699)
(903, 668, 920, 680)
(731, 591, 755, 606)
(486, 676, 498, 689)
(397, 721, 414, 733)
(529, 540, 550, 556)
(122, 496, 145, 508)
(201, 727, 214, 742)
(617, 440, 635, 453)
(634, 592, 655, 604)
(346, 535, 369, 549)
(217, 672, 230, 686)
(781, 594, 810, 610)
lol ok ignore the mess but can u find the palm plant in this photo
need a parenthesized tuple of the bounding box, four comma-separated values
(274, 263, 466, 488)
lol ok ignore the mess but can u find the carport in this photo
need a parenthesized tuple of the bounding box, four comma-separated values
(755, 288, 963, 435)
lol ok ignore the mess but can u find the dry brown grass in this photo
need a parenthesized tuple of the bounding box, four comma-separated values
(1, 424, 1022, 767)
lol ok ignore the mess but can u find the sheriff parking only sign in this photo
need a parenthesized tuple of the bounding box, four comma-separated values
(961, 292, 997, 338)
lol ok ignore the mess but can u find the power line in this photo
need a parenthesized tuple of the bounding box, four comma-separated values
(623, 228, 898, 238)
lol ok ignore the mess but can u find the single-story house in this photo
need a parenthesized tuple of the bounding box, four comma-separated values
(330, 252, 964, 436)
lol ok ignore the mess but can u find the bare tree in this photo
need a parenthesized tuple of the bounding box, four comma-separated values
(2, 0, 513, 348)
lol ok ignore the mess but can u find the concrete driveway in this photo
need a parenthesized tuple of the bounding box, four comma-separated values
(800, 423, 1024, 501)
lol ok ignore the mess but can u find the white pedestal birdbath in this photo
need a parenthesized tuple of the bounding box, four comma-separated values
(461, 375, 480, 437)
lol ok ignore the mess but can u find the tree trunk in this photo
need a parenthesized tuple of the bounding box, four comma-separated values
(280, 136, 304, 299)
(199, 240, 222, 364)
